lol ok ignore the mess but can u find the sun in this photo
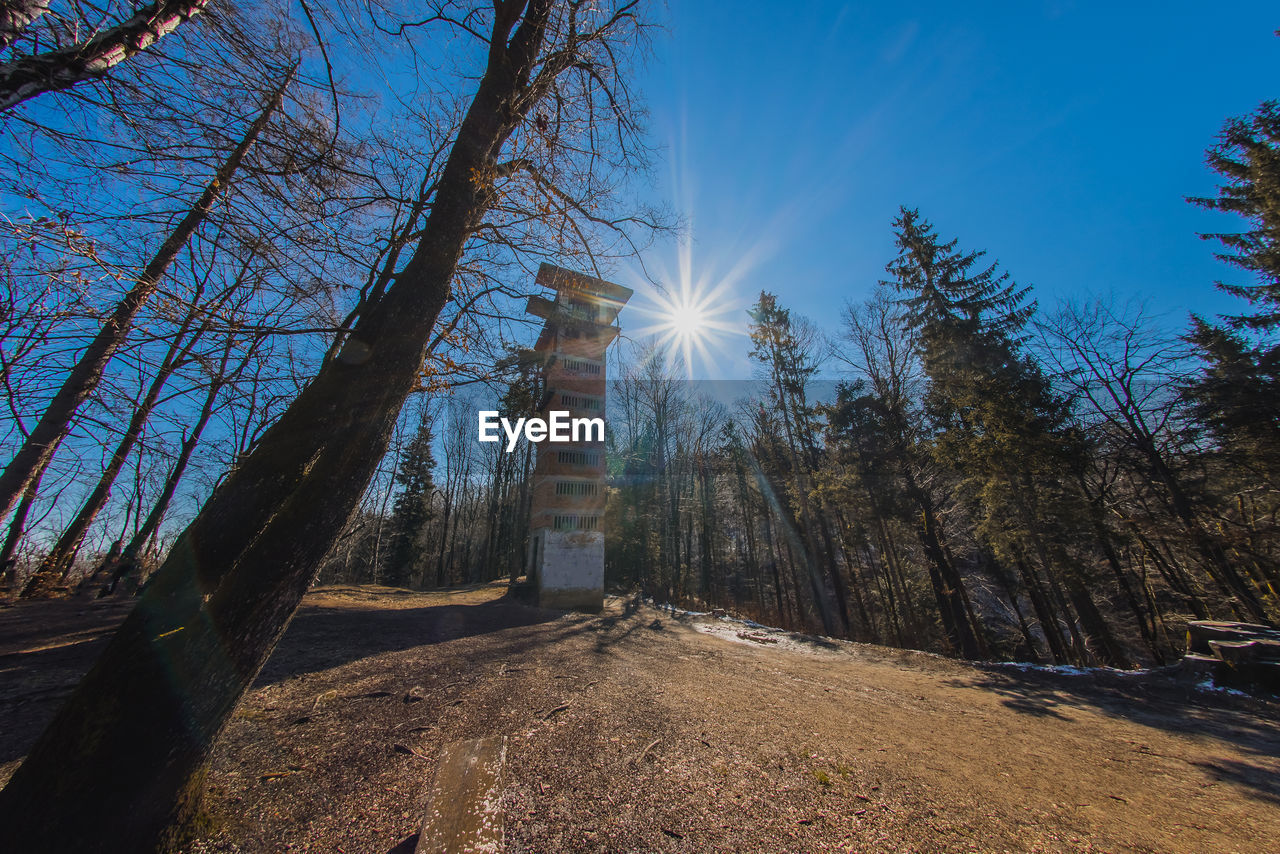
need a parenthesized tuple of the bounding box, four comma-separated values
(627, 267, 744, 378)
(668, 302, 707, 342)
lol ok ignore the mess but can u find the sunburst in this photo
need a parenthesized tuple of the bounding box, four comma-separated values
(625, 236, 749, 378)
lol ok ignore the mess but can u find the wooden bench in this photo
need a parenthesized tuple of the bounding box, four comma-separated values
(1183, 622, 1280, 693)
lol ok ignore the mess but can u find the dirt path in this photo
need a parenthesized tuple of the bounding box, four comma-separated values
(3, 585, 1278, 852)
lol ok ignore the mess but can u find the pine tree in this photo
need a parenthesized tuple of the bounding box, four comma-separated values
(1187, 324, 1280, 479)
(384, 417, 436, 588)
(887, 207, 1130, 665)
(748, 292, 851, 638)
(1189, 100, 1280, 330)
(1186, 99, 1280, 471)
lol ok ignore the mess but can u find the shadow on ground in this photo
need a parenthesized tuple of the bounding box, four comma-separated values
(254, 594, 562, 685)
(947, 664, 1280, 803)
(0, 585, 563, 769)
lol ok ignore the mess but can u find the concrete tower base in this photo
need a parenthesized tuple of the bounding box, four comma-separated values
(528, 528, 605, 611)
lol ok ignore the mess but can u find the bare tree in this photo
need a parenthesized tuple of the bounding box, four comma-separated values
(0, 0, 50, 52)
(1038, 299, 1273, 623)
(0, 68, 293, 521)
(0, 3, 660, 849)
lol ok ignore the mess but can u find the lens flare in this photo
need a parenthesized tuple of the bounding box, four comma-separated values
(627, 274, 745, 377)
(623, 229, 753, 378)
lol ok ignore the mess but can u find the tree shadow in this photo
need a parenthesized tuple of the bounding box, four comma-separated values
(0, 589, 563, 768)
(579, 594, 677, 654)
(0, 597, 138, 770)
(0, 596, 134, 657)
(253, 594, 564, 686)
(1192, 757, 1280, 806)
(941, 665, 1280, 806)
(951, 664, 1280, 753)
(385, 831, 419, 853)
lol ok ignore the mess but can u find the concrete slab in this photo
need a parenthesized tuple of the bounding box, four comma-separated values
(415, 736, 508, 854)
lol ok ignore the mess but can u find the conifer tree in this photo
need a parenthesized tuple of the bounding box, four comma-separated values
(748, 292, 850, 638)
(1189, 100, 1280, 329)
(1186, 99, 1280, 474)
(887, 207, 1129, 665)
(384, 416, 436, 588)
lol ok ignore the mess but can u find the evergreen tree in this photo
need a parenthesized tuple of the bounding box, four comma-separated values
(887, 207, 1129, 665)
(384, 416, 436, 588)
(1186, 99, 1280, 472)
(1187, 324, 1280, 480)
(1189, 100, 1280, 330)
(748, 292, 851, 638)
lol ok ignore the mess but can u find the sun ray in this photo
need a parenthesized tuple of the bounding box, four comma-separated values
(617, 118, 774, 378)
(624, 256, 748, 378)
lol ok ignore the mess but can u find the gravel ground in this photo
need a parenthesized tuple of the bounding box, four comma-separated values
(3, 583, 1279, 853)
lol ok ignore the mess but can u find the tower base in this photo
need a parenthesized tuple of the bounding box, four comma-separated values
(527, 528, 604, 611)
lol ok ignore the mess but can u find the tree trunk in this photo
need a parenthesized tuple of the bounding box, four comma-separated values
(1015, 556, 1071, 664)
(877, 518, 919, 637)
(23, 304, 203, 597)
(0, 71, 289, 521)
(108, 345, 236, 595)
(1063, 573, 1131, 667)
(0, 459, 44, 584)
(1083, 488, 1163, 663)
(0, 6, 553, 849)
(902, 466, 982, 659)
(759, 501, 787, 625)
(434, 486, 453, 588)
(1014, 486, 1129, 667)
(0, 0, 211, 112)
(1128, 524, 1210, 619)
(1139, 435, 1271, 622)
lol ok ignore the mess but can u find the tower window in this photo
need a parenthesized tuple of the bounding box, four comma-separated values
(553, 515, 601, 531)
(555, 481, 600, 497)
(556, 449, 601, 466)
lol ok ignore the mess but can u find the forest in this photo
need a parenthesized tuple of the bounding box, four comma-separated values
(0, 1, 1277, 848)
(317, 197, 1280, 670)
(0, 2, 1277, 669)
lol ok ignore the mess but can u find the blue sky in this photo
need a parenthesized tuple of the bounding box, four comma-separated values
(618, 2, 1280, 378)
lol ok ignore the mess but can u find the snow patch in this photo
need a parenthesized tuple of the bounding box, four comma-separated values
(693, 621, 816, 653)
(1194, 679, 1251, 697)
(991, 661, 1152, 677)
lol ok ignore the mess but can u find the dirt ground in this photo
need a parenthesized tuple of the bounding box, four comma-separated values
(2, 583, 1279, 853)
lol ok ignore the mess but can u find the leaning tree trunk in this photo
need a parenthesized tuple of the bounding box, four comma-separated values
(0, 4, 553, 850)
(102, 344, 237, 596)
(1139, 435, 1271, 623)
(0, 0, 210, 112)
(0, 70, 289, 522)
(0, 459, 44, 584)
(902, 466, 983, 659)
(22, 303, 204, 597)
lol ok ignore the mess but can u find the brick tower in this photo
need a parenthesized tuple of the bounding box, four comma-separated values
(524, 263, 632, 610)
